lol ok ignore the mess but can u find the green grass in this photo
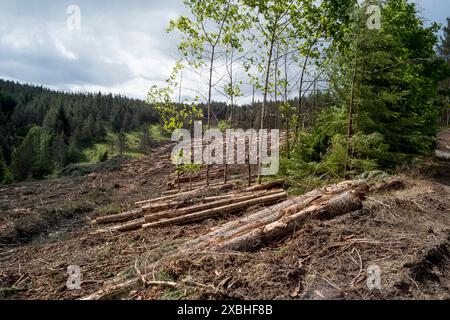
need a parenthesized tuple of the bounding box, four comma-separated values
(79, 125, 168, 165)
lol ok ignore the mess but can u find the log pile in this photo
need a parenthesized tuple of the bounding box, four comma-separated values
(182, 180, 369, 251)
(92, 181, 287, 234)
(83, 179, 390, 300)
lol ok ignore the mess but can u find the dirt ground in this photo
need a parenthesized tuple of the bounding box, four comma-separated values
(0, 132, 449, 300)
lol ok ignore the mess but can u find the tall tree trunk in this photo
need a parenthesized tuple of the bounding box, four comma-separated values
(284, 46, 290, 159)
(274, 43, 280, 130)
(206, 47, 216, 187)
(344, 47, 359, 179)
(258, 32, 276, 185)
(225, 50, 235, 185)
(294, 55, 309, 144)
(249, 85, 255, 187)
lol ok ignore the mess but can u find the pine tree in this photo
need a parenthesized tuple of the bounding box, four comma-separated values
(51, 134, 68, 169)
(37, 132, 53, 178)
(438, 17, 450, 126)
(0, 149, 6, 183)
(330, 0, 443, 159)
(438, 18, 450, 61)
(10, 126, 42, 181)
(67, 143, 82, 164)
(117, 131, 127, 157)
(43, 105, 70, 138)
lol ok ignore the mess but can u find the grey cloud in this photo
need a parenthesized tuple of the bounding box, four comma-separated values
(0, 0, 448, 100)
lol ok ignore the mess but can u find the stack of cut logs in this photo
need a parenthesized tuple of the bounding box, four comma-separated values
(93, 180, 287, 234)
(84, 178, 405, 300)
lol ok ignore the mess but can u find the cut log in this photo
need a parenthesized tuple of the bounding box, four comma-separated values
(93, 209, 143, 225)
(80, 278, 141, 300)
(436, 149, 450, 161)
(370, 178, 405, 193)
(140, 184, 235, 210)
(244, 179, 285, 192)
(94, 218, 145, 234)
(135, 194, 181, 207)
(170, 169, 226, 184)
(142, 192, 288, 229)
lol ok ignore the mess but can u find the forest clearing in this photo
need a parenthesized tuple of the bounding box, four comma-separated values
(1, 0, 450, 304)
(0, 129, 449, 300)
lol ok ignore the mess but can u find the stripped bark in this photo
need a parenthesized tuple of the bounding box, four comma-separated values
(93, 209, 143, 225)
(94, 218, 145, 234)
(244, 179, 285, 192)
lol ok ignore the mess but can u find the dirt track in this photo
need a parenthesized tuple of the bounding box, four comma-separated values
(0, 133, 450, 300)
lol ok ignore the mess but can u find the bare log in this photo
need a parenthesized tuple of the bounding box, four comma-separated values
(370, 178, 405, 193)
(94, 218, 145, 234)
(135, 194, 181, 207)
(93, 209, 143, 225)
(244, 179, 285, 192)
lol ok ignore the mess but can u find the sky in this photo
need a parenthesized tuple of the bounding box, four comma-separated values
(0, 0, 449, 103)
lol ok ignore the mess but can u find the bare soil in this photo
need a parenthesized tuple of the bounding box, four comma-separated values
(1, 131, 450, 300)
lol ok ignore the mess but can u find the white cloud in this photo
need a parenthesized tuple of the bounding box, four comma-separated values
(0, 0, 448, 102)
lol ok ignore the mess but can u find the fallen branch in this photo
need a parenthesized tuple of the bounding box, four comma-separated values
(244, 179, 285, 192)
(93, 209, 143, 225)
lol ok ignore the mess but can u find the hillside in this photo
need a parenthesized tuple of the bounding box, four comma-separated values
(0, 131, 449, 300)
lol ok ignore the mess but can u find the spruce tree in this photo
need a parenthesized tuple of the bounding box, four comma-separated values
(438, 18, 450, 126)
(0, 149, 6, 183)
(10, 126, 42, 181)
(51, 134, 68, 169)
(330, 0, 443, 160)
(438, 18, 450, 61)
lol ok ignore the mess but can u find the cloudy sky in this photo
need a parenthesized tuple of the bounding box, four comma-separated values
(0, 0, 448, 102)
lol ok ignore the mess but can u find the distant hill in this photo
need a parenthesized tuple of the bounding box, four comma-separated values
(0, 79, 160, 182)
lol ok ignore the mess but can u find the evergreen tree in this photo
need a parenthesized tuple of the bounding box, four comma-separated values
(139, 125, 156, 152)
(117, 131, 127, 156)
(0, 149, 6, 183)
(43, 105, 70, 139)
(10, 126, 42, 181)
(37, 132, 53, 178)
(51, 134, 68, 169)
(438, 17, 450, 126)
(329, 0, 443, 159)
(438, 18, 450, 61)
(66, 143, 83, 164)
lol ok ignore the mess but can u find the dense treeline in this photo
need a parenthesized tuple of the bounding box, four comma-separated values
(438, 18, 450, 126)
(152, 0, 450, 185)
(0, 80, 159, 183)
(2, 0, 450, 186)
